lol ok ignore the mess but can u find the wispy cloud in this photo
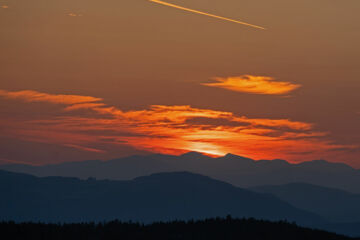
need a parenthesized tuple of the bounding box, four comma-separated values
(0, 89, 102, 105)
(63, 144, 106, 153)
(0, 0, 9, 9)
(149, 0, 265, 30)
(0, 89, 355, 162)
(64, 9, 84, 17)
(67, 13, 83, 17)
(0, 157, 31, 165)
(202, 75, 301, 95)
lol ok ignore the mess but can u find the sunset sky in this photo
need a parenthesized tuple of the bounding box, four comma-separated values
(0, 0, 359, 167)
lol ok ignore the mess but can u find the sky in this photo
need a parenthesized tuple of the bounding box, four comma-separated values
(0, 0, 359, 167)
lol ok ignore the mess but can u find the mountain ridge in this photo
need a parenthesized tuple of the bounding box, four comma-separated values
(0, 169, 324, 226)
(1, 153, 360, 193)
(250, 182, 360, 223)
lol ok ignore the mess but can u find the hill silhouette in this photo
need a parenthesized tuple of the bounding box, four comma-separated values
(0, 170, 322, 225)
(250, 182, 360, 236)
(251, 183, 360, 223)
(2, 153, 360, 193)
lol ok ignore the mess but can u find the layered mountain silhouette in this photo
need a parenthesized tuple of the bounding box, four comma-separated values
(2, 152, 360, 193)
(250, 183, 360, 237)
(0, 169, 322, 225)
(250, 183, 360, 223)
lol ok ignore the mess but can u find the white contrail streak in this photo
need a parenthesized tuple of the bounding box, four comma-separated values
(149, 0, 266, 30)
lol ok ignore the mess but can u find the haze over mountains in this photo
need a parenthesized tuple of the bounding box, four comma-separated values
(2, 169, 360, 237)
(251, 183, 360, 223)
(2, 153, 360, 193)
(0, 170, 321, 224)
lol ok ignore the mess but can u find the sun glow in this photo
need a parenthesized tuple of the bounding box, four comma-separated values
(0, 89, 356, 162)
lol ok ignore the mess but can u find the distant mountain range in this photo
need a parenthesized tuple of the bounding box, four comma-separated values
(0, 170, 321, 225)
(250, 183, 360, 223)
(1, 152, 360, 193)
(2, 169, 360, 237)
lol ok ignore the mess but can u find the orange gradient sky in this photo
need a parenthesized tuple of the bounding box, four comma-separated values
(0, 89, 358, 166)
(0, 0, 359, 166)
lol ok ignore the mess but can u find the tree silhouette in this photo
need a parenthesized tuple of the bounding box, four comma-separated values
(0, 217, 357, 240)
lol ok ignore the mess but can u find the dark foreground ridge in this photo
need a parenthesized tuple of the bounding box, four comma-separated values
(1, 217, 357, 240)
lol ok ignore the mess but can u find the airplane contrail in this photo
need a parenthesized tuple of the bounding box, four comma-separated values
(149, 0, 266, 30)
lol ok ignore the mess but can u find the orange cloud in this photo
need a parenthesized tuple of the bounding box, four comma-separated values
(1, 5, 8, 9)
(64, 103, 106, 111)
(0, 89, 355, 162)
(0, 89, 102, 105)
(202, 75, 301, 95)
(67, 13, 83, 17)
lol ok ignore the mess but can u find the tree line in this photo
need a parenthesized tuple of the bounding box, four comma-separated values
(1, 216, 357, 240)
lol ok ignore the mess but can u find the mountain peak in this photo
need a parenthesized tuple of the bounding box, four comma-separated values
(224, 153, 237, 158)
(180, 151, 210, 159)
(222, 153, 254, 162)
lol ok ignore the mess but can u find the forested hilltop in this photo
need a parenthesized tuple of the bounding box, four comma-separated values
(1, 217, 357, 240)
